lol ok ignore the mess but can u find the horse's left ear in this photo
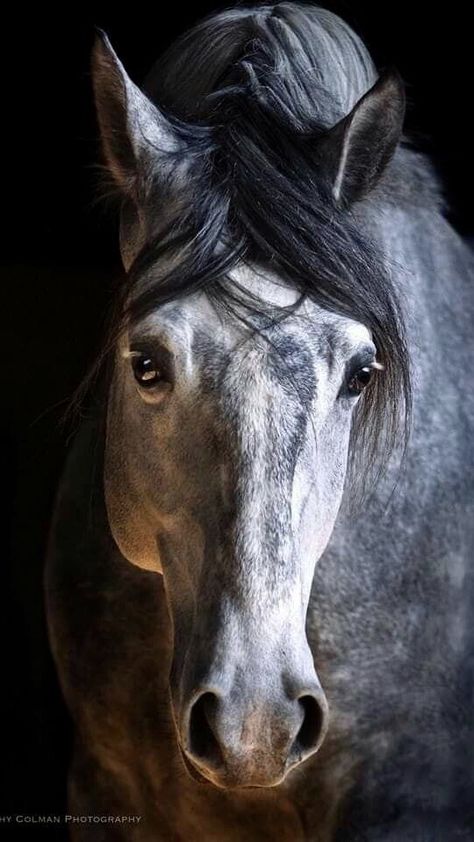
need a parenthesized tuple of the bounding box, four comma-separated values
(317, 70, 405, 206)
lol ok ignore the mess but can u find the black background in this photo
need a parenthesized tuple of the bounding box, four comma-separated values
(1, 2, 472, 837)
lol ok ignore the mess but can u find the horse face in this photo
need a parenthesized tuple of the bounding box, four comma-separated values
(104, 264, 378, 787)
(93, 28, 401, 790)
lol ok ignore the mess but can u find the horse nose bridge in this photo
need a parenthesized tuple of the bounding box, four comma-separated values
(182, 599, 313, 684)
(178, 607, 323, 722)
(224, 382, 301, 534)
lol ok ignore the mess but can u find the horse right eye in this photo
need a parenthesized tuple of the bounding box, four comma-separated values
(132, 355, 162, 388)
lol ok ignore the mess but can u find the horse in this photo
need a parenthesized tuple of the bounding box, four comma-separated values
(45, 3, 474, 839)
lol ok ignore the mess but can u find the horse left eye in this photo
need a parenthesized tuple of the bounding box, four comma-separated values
(347, 366, 374, 395)
(132, 355, 162, 388)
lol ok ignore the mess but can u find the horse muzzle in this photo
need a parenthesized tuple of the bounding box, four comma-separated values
(176, 665, 329, 789)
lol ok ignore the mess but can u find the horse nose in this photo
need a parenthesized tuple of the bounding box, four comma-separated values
(181, 684, 328, 788)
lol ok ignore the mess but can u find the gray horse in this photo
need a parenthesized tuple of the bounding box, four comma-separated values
(45, 3, 474, 839)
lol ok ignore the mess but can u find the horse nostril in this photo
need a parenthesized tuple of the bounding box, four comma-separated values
(188, 692, 223, 769)
(292, 694, 328, 758)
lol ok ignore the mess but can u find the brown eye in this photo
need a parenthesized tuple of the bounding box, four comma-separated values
(347, 366, 374, 396)
(132, 355, 162, 388)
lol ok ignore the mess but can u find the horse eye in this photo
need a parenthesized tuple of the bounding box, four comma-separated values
(132, 355, 162, 388)
(347, 366, 374, 396)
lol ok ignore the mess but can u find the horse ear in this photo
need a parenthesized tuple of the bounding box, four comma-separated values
(318, 70, 405, 206)
(91, 31, 178, 197)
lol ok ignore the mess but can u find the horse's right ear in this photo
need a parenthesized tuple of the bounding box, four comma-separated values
(91, 31, 178, 198)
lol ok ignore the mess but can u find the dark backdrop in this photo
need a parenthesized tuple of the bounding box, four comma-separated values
(1, 2, 472, 837)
